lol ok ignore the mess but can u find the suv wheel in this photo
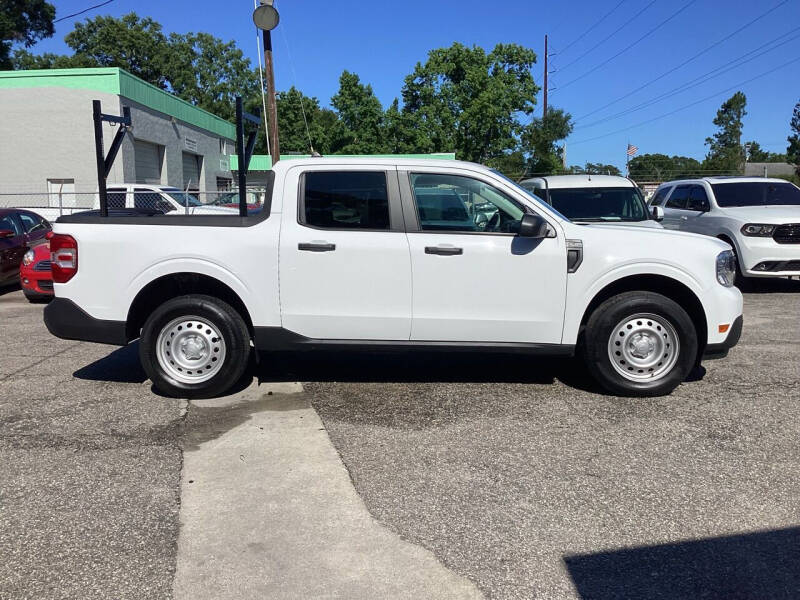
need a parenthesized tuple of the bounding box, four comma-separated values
(139, 294, 250, 398)
(583, 291, 697, 397)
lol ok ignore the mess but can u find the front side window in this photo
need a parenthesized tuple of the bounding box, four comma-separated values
(410, 173, 525, 233)
(0, 214, 21, 236)
(164, 190, 202, 208)
(665, 185, 690, 209)
(650, 187, 669, 207)
(546, 187, 648, 222)
(135, 189, 175, 213)
(711, 182, 800, 207)
(302, 171, 390, 230)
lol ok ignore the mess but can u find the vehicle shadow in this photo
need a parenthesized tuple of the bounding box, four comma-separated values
(73, 342, 147, 384)
(564, 526, 800, 600)
(739, 277, 800, 294)
(0, 282, 21, 297)
(256, 350, 583, 387)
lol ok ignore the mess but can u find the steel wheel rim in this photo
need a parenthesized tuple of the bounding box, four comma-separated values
(607, 313, 680, 382)
(156, 316, 226, 384)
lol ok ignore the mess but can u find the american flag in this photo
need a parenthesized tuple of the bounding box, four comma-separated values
(627, 144, 638, 156)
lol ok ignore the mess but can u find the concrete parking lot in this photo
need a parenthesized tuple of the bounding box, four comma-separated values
(1, 280, 799, 599)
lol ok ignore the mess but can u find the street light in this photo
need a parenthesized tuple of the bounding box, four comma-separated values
(253, 0, 280, 166)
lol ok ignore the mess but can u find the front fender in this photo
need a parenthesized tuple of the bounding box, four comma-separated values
(562, 261, 706, 345)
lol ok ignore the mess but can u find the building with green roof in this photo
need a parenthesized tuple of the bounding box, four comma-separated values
(0, 67, 237, 203)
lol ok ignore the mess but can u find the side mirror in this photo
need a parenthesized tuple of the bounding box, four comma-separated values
(651, 206, 664, 222)
(0, 229, 16, 239)
(517, 214, 549, 238)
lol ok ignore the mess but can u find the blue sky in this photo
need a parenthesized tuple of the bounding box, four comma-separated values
(36, 0, 800, 170)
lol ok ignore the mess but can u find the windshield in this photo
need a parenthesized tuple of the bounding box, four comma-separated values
(165, 190, 202, 207)
(546, 187, 649, 222)
(711, 182, 800, 207)
(489, 169, 570, 220)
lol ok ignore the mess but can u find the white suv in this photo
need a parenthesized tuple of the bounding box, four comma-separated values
(521, 175, 662, 228)
(649, 177, 800, 280)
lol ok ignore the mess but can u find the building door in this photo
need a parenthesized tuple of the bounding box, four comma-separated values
(134, 140, 163, 184)
(182, 152, 202, 192)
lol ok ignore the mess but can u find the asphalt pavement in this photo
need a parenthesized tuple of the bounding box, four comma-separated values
(1, 279, 799, 599)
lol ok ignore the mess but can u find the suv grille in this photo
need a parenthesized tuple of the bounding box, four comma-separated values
(33, 260, 52, 272)
(773, 224, 800, 244)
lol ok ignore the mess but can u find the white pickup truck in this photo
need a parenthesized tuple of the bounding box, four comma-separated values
(44, 158, 743, 398)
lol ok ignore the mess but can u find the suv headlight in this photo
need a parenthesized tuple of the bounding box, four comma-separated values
(716, 250, 736, 287)
(22, 249, 35, 266)
(741, 223, 776, 237)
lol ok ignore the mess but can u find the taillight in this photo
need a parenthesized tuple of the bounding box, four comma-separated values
(49, 234, 78, 283)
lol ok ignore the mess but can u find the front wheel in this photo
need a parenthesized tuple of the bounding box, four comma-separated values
(583, 291, 698, 397)
(139, 294, 251, 398)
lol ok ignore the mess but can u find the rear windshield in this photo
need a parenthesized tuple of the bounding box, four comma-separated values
(546, 187, 649, 222)
(711, 182, 800, 207)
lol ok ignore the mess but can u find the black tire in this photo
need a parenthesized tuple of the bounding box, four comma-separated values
(24, 291, 53, 304)
(583, 291, 698, 397)
(139, 294, 251, 398)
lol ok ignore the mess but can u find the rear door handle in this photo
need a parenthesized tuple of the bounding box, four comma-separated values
(298, 242, 336, 252)
(425, 246, 463, 256)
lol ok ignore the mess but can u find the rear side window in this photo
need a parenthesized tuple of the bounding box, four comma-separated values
(134, 189, 174, 213)
(687, 185, 710, 211)
(302, 171, 390, 230)
(18, 212, 49, 233)
(666, 185, 690, 209)
(0, 214, 21, 235)
(650, 187, 670, 206)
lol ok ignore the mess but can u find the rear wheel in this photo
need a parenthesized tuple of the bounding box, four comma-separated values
(139, 294, 250, 398)
(583, 291, 697, 397)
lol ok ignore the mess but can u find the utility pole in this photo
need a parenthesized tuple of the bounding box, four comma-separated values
(262, 28, 280, 165)
(543, 34, 548, 118)
(253, 0, 281, 166)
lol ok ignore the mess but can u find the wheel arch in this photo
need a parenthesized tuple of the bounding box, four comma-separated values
(125, 272, 254, 342)
(578, 274, 708, 362)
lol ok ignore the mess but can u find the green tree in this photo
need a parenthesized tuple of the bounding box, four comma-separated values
(401, 42, 539, 163)
(744, 141, 787, 163)
(628, 154, 702, 181)
(329, 70, 387, 154)
(0, 0, 55, 69)
(522, 107, 573, 175)
(62, 13, 171, 88)
(704, 91, 747, 174)
(275, 86, 336, 154)
(787, 100, 800, 172)
(165, 31, 258, 122)
(584, 162, 621, 175)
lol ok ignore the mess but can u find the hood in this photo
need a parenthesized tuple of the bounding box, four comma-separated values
(717, 205, 800, 222)
(576, 219, 663, 229)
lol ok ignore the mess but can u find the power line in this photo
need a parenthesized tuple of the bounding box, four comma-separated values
(574, 0, 790, 122)
(556, 0, 657, 73)
(556, 0, 699, 93)
(575, 26, 800, 130)
(54, 0, 114, 23)
(556, 0, 627, 56)
(570, 55, 800, 146)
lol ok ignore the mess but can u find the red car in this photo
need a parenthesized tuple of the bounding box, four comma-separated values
(0, 208, 51, 291)
(20, 241, 53, 302)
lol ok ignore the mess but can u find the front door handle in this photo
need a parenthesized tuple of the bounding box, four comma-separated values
(298, 242, 336, 252)
(425, 246, 463, 256)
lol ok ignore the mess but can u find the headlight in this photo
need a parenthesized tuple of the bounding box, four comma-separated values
(741, 223, 776, 237)
(716, 250, 736, 287)
(22, 249, 35, 266)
